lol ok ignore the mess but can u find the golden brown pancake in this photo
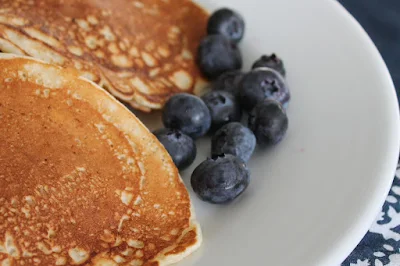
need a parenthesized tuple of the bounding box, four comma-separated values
(0, 0, 209, 112)
(0, 54, 201, 266)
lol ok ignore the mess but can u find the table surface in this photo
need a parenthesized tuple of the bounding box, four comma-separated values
(339, 1, 400, 265)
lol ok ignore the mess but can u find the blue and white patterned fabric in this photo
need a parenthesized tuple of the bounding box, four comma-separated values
(338, 1, 400, 265)
(342, 166, 400, 265)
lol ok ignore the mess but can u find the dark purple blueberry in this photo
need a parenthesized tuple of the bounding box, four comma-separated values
(153, 128, 196, 170)
(212, 70, 244, 95)
(238, 68, 290, 111)
(212, 122, 256, 162)
(197, 35, 242, 80)
(248, 100, 288, 146)
(252, 54, 286, 77)
(191, 154, 250, 204)
(202, 90, 241, 132)
(207, 8, 245, 43)
(162, 93, 211, 139)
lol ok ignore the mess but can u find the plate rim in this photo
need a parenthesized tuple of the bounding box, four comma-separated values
(314, 1, 400, 265)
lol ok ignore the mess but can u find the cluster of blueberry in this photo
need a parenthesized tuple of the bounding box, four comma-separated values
(153, 8, 290, 204)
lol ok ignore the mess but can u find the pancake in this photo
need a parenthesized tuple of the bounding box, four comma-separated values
(0, 53, 201, 265)
(0, 0, 209, 112)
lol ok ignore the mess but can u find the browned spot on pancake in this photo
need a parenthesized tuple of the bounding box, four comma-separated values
(87, 15, 98, 25)
(144, 262, 159, 266)
(0, 0, 209, 111)
(129, 47, 139, 57)
(169, 70, 193, 91)
(165, 229, 198, 256)
(141, 52, 157, 67)
(111, 54, 133, 68)
(68, 46, 83, 56)
(95, 50, 105, 58)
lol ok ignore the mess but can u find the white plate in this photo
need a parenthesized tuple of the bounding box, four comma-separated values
(137, 0, 400, 265)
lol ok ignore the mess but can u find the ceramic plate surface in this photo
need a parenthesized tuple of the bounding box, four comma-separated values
(137, 0, 400, 264)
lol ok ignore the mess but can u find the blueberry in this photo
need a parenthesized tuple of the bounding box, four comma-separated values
(153, 128, 196, 170)
(212, 70, 244, 95)
(252, 54, 286, 77)
(248, 100, 288, 146)
(162, 93, 211, 138)
(197, 35, 242, 80)
(191, 154, 250, 204)
(202, 91, 241, 132)
(238, 68, 290, 111)
(207, 8, 245, 43)
(212, 122, 256, 162)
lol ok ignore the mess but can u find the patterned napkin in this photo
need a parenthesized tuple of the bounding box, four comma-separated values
(338, 1, 400, 265)
(342, 167, 400, 265)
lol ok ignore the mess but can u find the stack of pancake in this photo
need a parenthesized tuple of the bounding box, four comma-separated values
(0, 0, 209, 111)
(0, 0, 208, 265)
